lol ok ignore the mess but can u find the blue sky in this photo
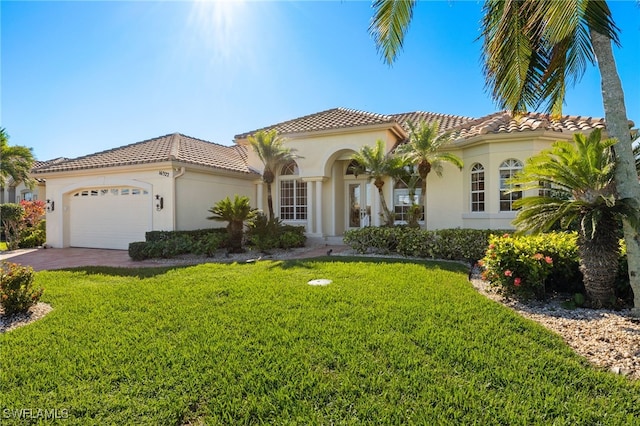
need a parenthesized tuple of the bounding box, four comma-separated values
(2, 1, 639, 161)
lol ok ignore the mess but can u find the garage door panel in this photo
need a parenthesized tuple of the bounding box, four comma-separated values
(70, 188, 151, 250)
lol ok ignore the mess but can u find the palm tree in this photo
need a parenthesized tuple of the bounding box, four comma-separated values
(397, 120, 463, 229)
(509, 129, 638, 307)
(207, 195, 258, 253)
(369, 0, 640, 314)
(351, 139, 407, 227)
(248, 129, 300, 221)
(0, 128, 35, 189)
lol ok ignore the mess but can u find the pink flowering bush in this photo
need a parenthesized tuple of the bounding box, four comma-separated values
(481, 232, 579, 299)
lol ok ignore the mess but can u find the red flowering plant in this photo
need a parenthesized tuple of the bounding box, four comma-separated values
(481, 233, 577, 300)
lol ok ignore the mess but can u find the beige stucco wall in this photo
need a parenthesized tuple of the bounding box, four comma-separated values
(175, 169, 255, 231)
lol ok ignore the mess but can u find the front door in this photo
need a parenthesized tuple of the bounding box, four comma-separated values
(347, 182, 372, 229)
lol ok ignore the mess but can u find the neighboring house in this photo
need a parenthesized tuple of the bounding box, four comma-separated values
(34, 108, 606, 250)
(0, 158, 68, 205)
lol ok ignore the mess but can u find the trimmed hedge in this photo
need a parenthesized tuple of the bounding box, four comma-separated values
(343, 227, 508, 263)
(128, 223, 306, 261)
(129, 228, 228, 261)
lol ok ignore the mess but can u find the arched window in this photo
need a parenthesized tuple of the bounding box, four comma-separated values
(499, 159, 523, 211)
(470, 163, 485, 212)
(280, 161, 307, 221)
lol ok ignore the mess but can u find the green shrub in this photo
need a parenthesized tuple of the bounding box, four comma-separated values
(128, 242, 148, 261)
(481, 232, 580, 299)
(396, 227, 438, 258)
(344, 227, 502, 262)
(0, 262, 43, 316)
(19, 220, 46, 248)
(434, 229, 495, 262)
(246, 214, 307, 251)
(192, 232, 226, 257)
(247, 213, 281, 251)
(0, 203, 25, 250)
(343, 227, 399, 254)
(279, 230, 306, 249)
(131, 229, 227, 260)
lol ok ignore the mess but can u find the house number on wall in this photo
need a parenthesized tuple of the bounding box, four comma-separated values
(159, 171, 170, 177)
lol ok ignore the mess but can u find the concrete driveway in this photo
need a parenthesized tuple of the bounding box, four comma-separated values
(0, 245, 347, 272)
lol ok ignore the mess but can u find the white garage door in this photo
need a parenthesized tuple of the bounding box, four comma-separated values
(70, 187, 151, 250)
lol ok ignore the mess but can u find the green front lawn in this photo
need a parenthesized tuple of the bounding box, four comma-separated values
(1, 258, 638, 424)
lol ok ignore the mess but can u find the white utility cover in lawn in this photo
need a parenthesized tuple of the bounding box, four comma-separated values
(308, 279, 332, 286)
(69, 187, 151, 250)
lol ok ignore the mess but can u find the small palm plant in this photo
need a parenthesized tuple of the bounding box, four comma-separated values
(248, 129, 300, 220)
(509, 129, 638, 307)
(396, 120, 463, 228)
(351, 140, 407, 227)
(207, 195, 258, 253)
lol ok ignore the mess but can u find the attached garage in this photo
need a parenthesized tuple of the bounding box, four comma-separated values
(69, 186, 151, 250)
(34, 133, 258, 250)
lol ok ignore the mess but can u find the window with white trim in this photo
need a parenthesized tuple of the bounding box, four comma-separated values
(499, 159, 523, 211)
(470, 163, 485, 212)
(393, 178, 423, 223)
(279, 162, 307, 220)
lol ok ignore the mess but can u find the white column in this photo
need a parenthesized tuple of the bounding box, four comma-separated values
(306, 180, 314, 234)
(315, 180, 323, 236)
(255, 181, 263, 211)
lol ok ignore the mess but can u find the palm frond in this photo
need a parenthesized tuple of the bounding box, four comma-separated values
(369, 0, 417, 66)
(482, 0, 619, 115)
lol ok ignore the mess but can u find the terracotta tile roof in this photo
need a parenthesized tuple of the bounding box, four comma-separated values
(33, 133, 255, 175)
(390, 111, 475, 133)
(451, 111, 606, 140)
(234, 107, 398, 139)
(33, 157, 69, 170)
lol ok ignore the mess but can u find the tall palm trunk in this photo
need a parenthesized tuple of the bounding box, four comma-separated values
(578, 212, 620, 308)
(265, 182, 275, 220)
(264, 169, 275, 220)
(591, 29, 640, 315)
(374, 178, 394, 226)
(418, 161, 431, 229)
(228, 220, 245, 253)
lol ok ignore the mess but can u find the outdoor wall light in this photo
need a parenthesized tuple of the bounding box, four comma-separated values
(155, 195, 164, 211)
(46, 199, 55, 212)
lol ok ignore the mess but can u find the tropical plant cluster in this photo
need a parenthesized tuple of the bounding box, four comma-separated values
(508, 130, 637, 308)
(350, 122, 463, 228)
(481, 232, 630, 305)
(0, 262, 43, 316)
(343, 227, 505, 263)
(0, 201, 46, 250)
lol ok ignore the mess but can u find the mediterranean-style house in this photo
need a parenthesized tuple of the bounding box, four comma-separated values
(32, 108, 606, 250)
